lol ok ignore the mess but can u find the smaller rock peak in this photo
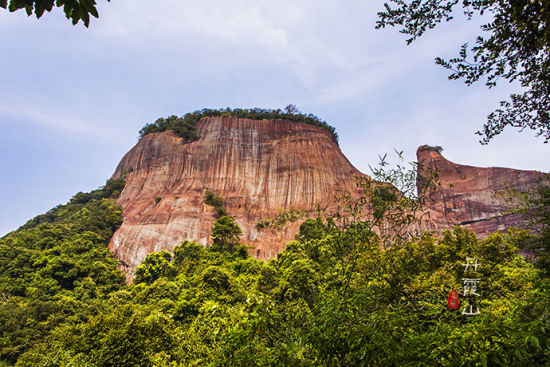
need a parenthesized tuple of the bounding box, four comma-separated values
(416, 145, 449, 167)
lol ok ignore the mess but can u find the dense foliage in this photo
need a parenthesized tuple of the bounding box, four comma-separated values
(0, 179, 126, 363)
(2, 167, 549, 365)
(377, 0, 550, 143)
(1, 0, 109, 27)
(138, 108, 339, 143)
(13, 223, 550, 366)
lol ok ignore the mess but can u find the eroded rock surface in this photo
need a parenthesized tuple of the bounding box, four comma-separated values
(109, 117, 367, 273)
(416, 146, 545, 235)
(109, 118, 545, 275)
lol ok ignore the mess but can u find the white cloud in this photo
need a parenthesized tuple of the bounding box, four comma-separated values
(89, 0, 490, 104)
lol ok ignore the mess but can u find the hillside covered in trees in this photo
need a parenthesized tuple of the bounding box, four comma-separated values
(1, 171, 549, 366)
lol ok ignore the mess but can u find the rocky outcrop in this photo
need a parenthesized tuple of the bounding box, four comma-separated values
(108, 118, 546, 275)
(109, 116, 367, 274)
(416, 145, 545, 235)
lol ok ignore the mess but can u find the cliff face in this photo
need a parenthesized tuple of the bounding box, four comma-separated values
(109, 118, 545, 275)
(110, 117, 367, 273)
(416, 146, 544, 234)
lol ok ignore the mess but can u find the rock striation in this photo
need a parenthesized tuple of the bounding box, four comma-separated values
(416, 145, 545, 235)
(108, 118, 545, 275)
(109, 116, 367, 274)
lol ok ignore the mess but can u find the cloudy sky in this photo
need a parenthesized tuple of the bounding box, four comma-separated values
(1, 0, 548, 235)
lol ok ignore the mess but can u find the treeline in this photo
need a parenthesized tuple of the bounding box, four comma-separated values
(18, 179, 125, 233)
(138, 108, 339, 143)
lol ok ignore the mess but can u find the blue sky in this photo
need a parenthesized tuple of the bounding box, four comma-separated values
(1, 0, 548, 235)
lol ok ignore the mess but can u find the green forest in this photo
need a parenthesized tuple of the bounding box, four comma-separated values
(1, 174, 549, 366)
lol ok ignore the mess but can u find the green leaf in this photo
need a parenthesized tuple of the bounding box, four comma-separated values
(78, 2, 89, 26)
(34, 0, 45, 18)
(81, 0, 98, 18)
(7, 1, 20, 12)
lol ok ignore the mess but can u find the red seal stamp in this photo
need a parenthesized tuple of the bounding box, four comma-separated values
(448, 289, 459, 310)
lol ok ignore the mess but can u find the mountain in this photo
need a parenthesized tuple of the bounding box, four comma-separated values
(109, 117, 545, 274)
(109, 116, 367, 274)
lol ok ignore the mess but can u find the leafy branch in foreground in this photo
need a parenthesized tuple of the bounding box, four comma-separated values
(328, 150, 439, 303)
(377, 0, 550, 143)
(334, 149, 438, 248)
(1, 0, 110, 27)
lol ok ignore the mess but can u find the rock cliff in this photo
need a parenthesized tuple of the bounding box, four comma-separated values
(416, 145, 545, 234)
(109, 118, 545, 275)
(110, 116, 367, 273)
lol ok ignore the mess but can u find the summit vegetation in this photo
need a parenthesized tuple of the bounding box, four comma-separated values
(138, 108, 339, 144)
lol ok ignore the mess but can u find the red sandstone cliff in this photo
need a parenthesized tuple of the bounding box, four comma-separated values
(109, 118, 545, 275)
(416, 145, 545, 234)
(109, 116, 367, 273)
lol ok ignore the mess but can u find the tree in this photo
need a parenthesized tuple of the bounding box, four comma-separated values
(210, 216, 242, 254)
(296, 217, 332, 241)
(1, 0, 110, 27)
(284, 104, 299, 114)
(135, 251, 175, 284)
(376, 0, 550, 143)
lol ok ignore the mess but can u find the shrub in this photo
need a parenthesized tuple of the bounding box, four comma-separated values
(204, 190, 226, 218)
(256, 209, 305, 230)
